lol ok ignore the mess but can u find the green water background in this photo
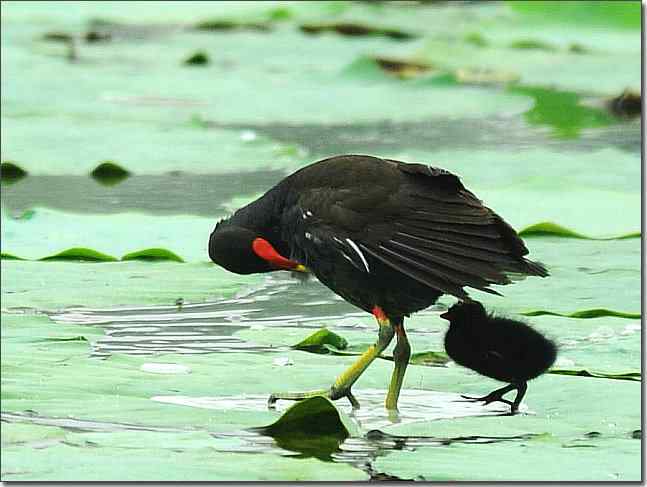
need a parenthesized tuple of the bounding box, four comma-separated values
(0, 1, 641, 481)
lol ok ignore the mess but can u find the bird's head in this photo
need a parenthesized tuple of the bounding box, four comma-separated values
(440, 300, 487, 326)
(208, 223, 307, 275)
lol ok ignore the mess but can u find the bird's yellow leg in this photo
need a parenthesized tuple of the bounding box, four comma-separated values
(385, 318, 411, 411)
(267, 307, 395, 409)
(328, 314, 395, 403)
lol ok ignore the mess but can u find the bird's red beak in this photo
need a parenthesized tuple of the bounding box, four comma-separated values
(252, 238, 308, 272)
(440, 310, 450, 320)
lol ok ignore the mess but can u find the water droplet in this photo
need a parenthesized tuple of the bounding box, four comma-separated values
(272, 357, 294, 367)
(140, 363, 191, 374)
(240, 130, 257, 142)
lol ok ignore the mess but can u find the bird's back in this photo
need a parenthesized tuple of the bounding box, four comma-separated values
(226, 154, 548, 316)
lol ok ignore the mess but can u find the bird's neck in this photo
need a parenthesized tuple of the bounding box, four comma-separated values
(227, 184, 285, 235)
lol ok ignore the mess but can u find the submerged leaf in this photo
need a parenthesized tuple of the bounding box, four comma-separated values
(193, 19, 271, 32)
(509, 39, 557, 51)
(464, 32, 488, 47)
(508, 85, 616, 137)
(292, 329, 450, 367)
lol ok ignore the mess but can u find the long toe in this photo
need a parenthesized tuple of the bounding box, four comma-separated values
(460, 393, 514, 408)
(266, 388, 332, 409)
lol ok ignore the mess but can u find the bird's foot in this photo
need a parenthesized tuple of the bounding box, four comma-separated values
(460, 391, 516, 414)
(267, 386, 360, 410)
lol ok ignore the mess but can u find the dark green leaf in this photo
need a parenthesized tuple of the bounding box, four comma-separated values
(521, 309, 641, 320)
(549, 369, 641, 381)
(121, 248, 184, 263)
(251, 396, 349, 461)
(39, 248, 118, 262)
(519, 222, 640, 240)
(293, 328, 348, 354)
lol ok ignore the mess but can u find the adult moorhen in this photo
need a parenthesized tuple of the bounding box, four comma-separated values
(208, 154, 548, 411)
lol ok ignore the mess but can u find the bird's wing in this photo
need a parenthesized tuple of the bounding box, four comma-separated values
(281, 183, 388, 275)
(282, 156, 547, 299)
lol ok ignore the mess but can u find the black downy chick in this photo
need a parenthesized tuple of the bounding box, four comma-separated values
(441, 300, 557, 414)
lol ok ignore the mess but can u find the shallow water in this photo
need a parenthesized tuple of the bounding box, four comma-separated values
(49, 274, 443, 357)
(1, 0, 641, 481)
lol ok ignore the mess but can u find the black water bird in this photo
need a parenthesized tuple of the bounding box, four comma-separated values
(208, 154, 548, 410)
(442, 300, 557, 413)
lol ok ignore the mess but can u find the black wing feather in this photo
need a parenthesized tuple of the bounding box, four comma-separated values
(281, 155, 547, 301)
(359, 243, 471, 299)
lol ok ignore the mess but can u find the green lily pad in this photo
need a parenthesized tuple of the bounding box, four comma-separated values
(409, 351, 450, 367)
(252, 396, 350, 461)
(1, 260, 263, 310)
(0, 0, 641, 481)
(293, 327, 348, 354)
(464, 32, 489, 47)
(121, 248, 184, 263)
(508, 85, 616, 137)
(548, 369, 640, 381)
(372, 366, 641, 480)
(508, 1, 641, 29)
(0, 252, 25, 260)
(90, 161, 131, 186)
(509, 86, 616, 137)
(299, 22, 416, 40)
(39, 248, 118, 262)
(518, 222, 640, 240)
(509, 39, 558, 51)
(1, 431, 368, 481)
(391, 147, 639, 238)
(1, 161, 27, 183)
(521, 309, 640, 320)
(1, 206, 212, 262)
(412, 3, 639, 95)
(1, 118, 303, 176)
(193, 19, 271, 32)
(183, 50, 210, 66)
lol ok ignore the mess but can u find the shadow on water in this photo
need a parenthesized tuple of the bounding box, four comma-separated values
(48, 274, 445, 358)
(1, 115, 640, 219)
(205, 117, 641, 156)
(0, 170, 284, 217)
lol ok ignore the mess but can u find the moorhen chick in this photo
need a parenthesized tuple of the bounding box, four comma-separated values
(442, 300, 557, 413)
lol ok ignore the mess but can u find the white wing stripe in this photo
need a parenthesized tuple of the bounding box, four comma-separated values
(345, 238, 370, 273)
